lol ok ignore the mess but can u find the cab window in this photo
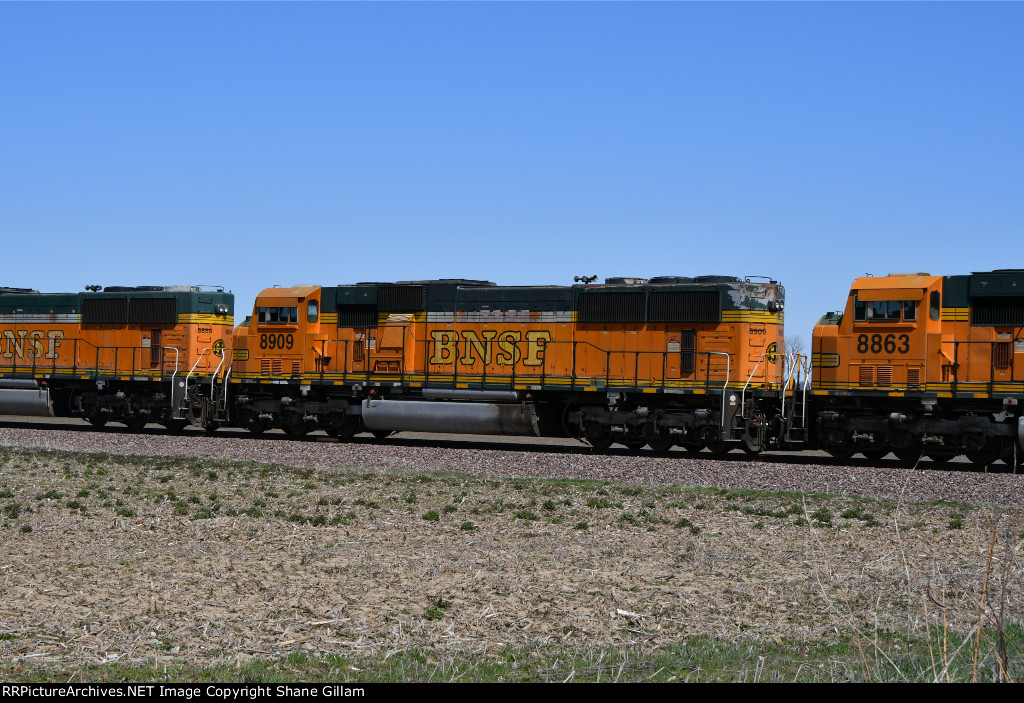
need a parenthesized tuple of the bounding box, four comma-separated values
(258, 306, 298, 324)
(307, 300, 319, 323)
(870, 301, 901, 321)
(853, 296, 917, 322)
(930, 291, 941, 321)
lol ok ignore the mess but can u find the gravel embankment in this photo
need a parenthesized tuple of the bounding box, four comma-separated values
(2, 421, 1022, 507)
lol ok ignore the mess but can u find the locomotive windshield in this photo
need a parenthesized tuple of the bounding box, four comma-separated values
(258, 306, 299, 324)
(853, 296, 917, 323)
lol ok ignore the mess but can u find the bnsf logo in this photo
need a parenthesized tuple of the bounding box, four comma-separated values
(429, 330, 551, 366)
(2, 330, 65, 360)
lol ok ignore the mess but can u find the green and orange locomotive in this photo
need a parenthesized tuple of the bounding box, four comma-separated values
(0, 285, 233, 430)
(811, 270, 1023, 465)
(1, 269, 1021, 467)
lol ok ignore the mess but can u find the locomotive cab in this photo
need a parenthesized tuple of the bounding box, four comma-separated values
(812, 271, 1023, 465)
(232, 285, 323, 380)
(844, 274, 940, 391)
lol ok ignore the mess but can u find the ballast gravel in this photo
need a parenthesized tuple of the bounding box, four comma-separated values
(1, 421, 1021, 507)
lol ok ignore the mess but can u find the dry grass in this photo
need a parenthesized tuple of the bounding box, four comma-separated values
(0, 446, 1021, 681)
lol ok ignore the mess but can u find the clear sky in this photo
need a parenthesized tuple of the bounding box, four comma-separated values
(2, 2, 1021, 342)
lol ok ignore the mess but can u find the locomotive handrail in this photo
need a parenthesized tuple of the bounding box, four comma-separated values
(949, 339, 1014, 395)
(707, 351, 730, 441)
(210, 353, 226, 398)
(741, 352, 769, 417)
(299, 333, 740, 394)
(797, 353, 809, 426)
(3, 336, 184, 383)
(14, 330, 744, 398)
(184, 348, 211, 412)
(221, 363, 232, 421)
(164, 346, 181, 416)
(781, 353, 809, 432)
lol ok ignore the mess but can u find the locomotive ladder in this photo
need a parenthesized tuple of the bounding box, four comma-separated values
(781, 353, 810, 444)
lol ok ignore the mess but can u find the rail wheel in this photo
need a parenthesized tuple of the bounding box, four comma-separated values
(861, 449, 889, 461)
(925, 452, 955, 464)
(707, 441, 733, 456)
(966, 439, 1005, 468)
(371, 430, 393, 440)
(244, 416, 269, 435)
(284, 420, 310, 437)
(124, 416, 148, 432)
(620, 438, 647, 451)
(583, 423, 614, 451)
(824, 440, 856, 460)
(645, 433, 674, 454)
(326, 416, 360, 440)
(87, 415, 108, 429)
(679, 439, 705, 454)
(582, 422, 613, 451)
(892, 447, 922, 466)
(162, 420, 187, 433)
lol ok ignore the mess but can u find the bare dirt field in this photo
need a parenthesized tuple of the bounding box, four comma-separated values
(0, 423, 1022, 681)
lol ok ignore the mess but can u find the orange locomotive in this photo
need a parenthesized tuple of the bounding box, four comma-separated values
(812, 270, 1024, 465)
(0, 285, 233, 430)
(228, 276, 792, 452)
(4, 270, 1020, 467)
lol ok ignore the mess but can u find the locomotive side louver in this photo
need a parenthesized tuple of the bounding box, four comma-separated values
(648, 290, 722, 323)
(338, 305, 378, 328)
(82, 297, 128, 324)
(970, 297, 1024, 326)
(377, 285, 426, 313)
(127, 297, 177, 325)
(578, 291, 646, 323)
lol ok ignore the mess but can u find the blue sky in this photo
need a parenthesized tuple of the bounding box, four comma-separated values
(2, 2, 1021, 342)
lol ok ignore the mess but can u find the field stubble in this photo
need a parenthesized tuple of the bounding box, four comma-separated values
(0, 426, 1021, 681)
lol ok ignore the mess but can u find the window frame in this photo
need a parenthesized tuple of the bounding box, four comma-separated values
(852, 295, 919, 324)
(258, 306, 299, 325)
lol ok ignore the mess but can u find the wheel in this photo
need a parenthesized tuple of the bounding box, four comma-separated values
(371, 430, 393, 440)
(892, 447, 922, 465)
(244, 417, 269, 435)
(966, 440, 1005, 468)
(824, 440, 856, 460)
(860, 445, 888, 460)
(124, 416, 148, 432)
(619, 439, 647, 451)
(646, 434, 674, 454)
(326, 416, 360, 440)
(582, 422, 613, 451)
(925, 452, 955, 464)
(861, 449, 889, 461)
(584, 425, 614, 451)
(162, 420, 187, 433)
(204, 421, 220, 434)
(679, 439, 705, 454)
(284, 421, 309, 437)
(707, 441, 733, 456)
(87, 415, 107, 429)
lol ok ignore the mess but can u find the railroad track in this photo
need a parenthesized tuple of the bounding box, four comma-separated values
(0, 415, 1016, 473)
